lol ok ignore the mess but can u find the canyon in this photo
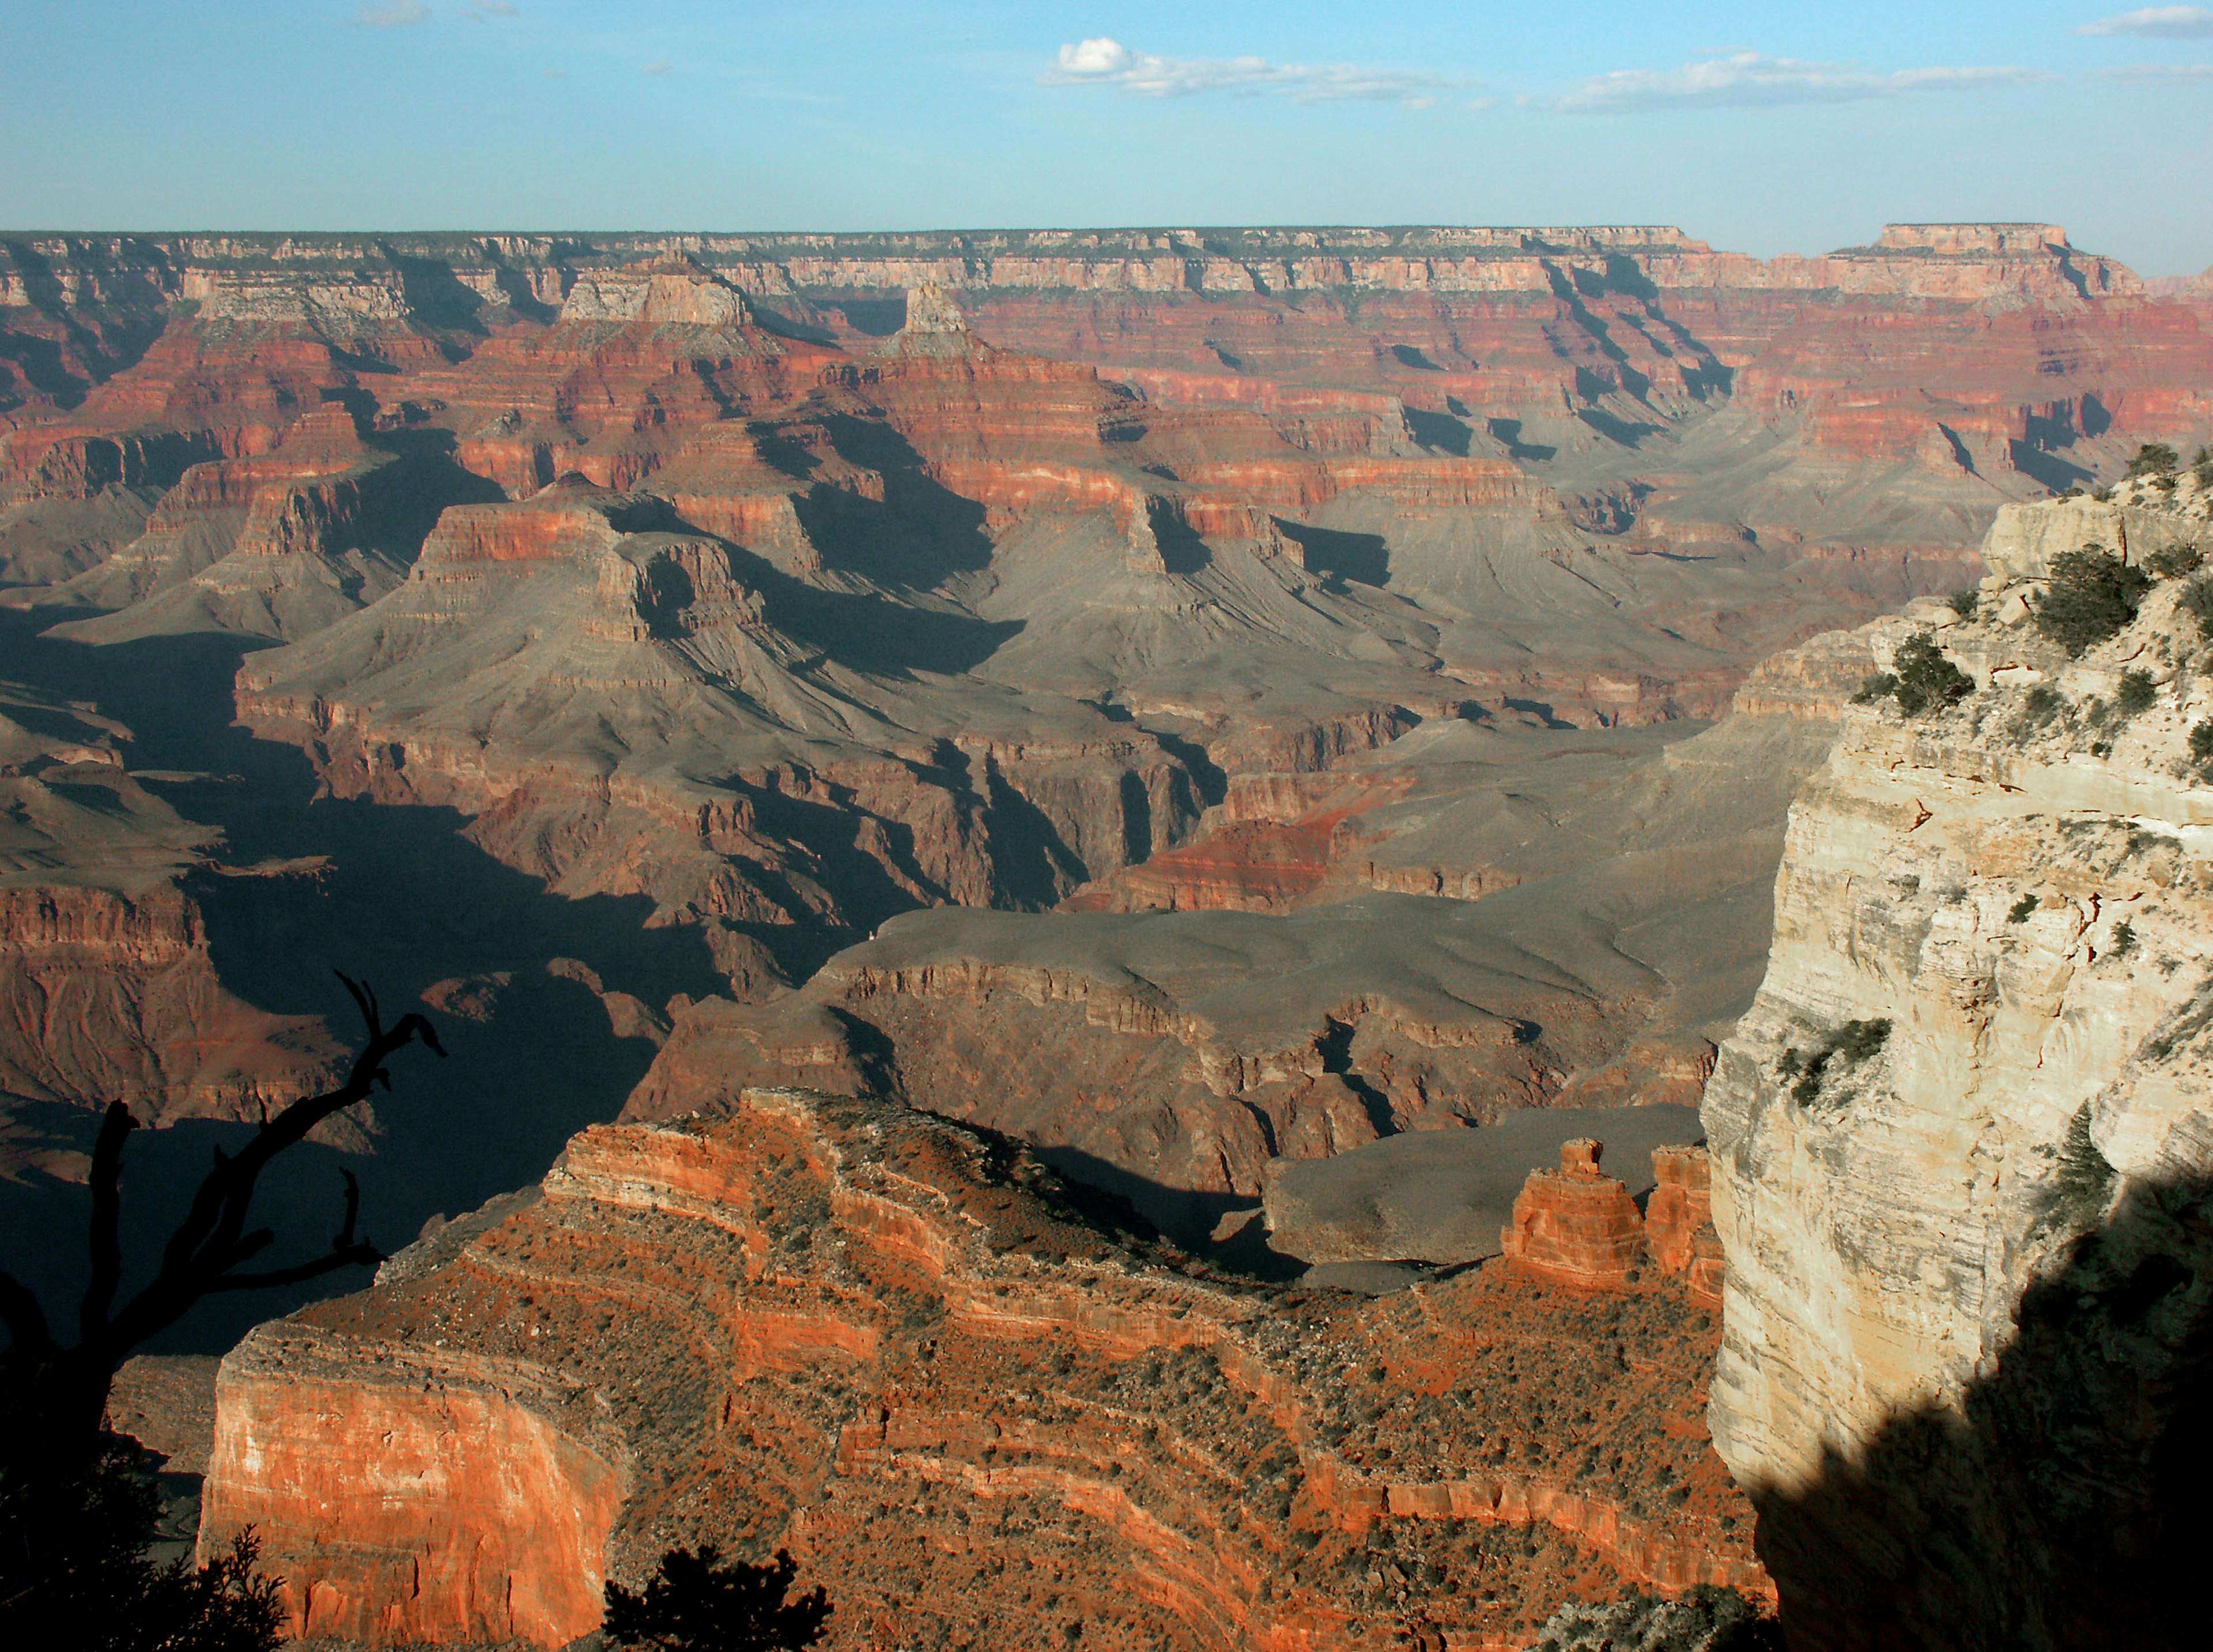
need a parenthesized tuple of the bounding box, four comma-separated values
(1, 221, 2209, 1646)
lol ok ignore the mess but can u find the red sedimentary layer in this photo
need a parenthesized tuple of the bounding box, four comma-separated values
(1065, 775, 1415, 914)
(202, 1088, 1768, 1650)
(0, 884, 339, 1124)
(1500, 1140, 1726, 1303)
(1645, 1144, 1713, 1276)
(1500, 1139, 1648, 1290)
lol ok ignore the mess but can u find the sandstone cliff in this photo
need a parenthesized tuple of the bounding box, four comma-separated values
(202, 1086, 1767, 1650)
(1702, 474, 2213, 1648)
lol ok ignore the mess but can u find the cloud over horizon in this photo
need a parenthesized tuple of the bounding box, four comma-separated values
(1044, 39, 1449, 107)
(2090, 59, 2213, 77)
(1554, 51, 2053, 112)
(2078, 6, 2213, 36)
(350, 0, 430, 25)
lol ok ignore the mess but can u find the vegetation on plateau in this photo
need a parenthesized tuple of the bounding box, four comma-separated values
(1853, 633, 1973, 716)
(2035, 547, 2151, 657)
(602, 1546, 832, 1651)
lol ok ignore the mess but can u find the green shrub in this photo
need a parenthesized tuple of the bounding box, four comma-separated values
(2126, 441, 2179, 478)
(2033, 1104, 2115, 1235)
(604, 1547, 831, 1651)
(2110, 920, 2136, 958)
(2116, 670, 2158, 716)
(2178, 576, 2213, 636)
(2146, 544, 2203, 579)
(2195, 445, 2212, 488)
(1782, 1018, 1893, 1107)
(1851, 671, 1898, 705)
(1944, 588, 1980, 617)
(2008, 893, 2039, 923)
(1890, 635, 1973, 715)
(2191, 720, 2213, 762)
(2033, 546, 2150, 656)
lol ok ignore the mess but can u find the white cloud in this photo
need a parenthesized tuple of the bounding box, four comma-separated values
(2078, 6, 2213, 37)
(466, 1, 520, 17)
(1044, 37, 1449, 105)
(643, 60, 673, 76)
(1554, 51, 2052, 112)
(350, 0, 430, 25)
(2090, 59, 2213, 77)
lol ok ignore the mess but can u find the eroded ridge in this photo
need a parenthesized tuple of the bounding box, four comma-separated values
(204, 1087, 1767, 1650)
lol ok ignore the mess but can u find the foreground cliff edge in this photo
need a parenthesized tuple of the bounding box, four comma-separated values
(1704, 470, 2213, 1649)
(198, 1087, 1763, 1650)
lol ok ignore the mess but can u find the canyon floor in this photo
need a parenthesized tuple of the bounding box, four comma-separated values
(3, 222, 2211, 1647)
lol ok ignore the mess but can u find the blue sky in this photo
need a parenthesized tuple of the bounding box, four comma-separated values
(5, 2, 2212, 273)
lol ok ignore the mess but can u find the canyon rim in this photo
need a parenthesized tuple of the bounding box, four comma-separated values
(0, 199, 2207, 1652)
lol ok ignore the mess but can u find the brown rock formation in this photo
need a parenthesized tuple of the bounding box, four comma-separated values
(1500, 1139, 1646, 1290)
(0, 679, 339, 1136)
(202, 1087, 1768, 1649)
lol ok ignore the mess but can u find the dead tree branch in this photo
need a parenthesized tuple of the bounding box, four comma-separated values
(0, 973, 443, 1447)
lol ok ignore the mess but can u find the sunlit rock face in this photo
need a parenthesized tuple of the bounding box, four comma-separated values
(203, 1087, 1770, 1649)
(1702, 471, 2213, 1649)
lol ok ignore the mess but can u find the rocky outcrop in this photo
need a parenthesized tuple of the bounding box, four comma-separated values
(1261, 1106, 1706, 1268)
(1702, 487, 2213, 1648)
(36, 403, 412, 642)
(1644, 1146, 1712, 1278)
(1500, 1140, 1646, 1290)
(201, 1086, 1768, 1649)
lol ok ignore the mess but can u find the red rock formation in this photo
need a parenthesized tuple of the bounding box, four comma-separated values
(202, 1087, 1769, 1649)
(1501, 1139, 1648, 1290)
(1645, 1144, 1714, 1276)
(0, 883, 341, 1125)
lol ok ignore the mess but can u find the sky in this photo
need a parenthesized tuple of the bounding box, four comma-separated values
(3, 2, 2212, 274)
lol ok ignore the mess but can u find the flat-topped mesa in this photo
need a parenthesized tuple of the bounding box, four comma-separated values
(1872, 222, 2071, 258)
(867, 280, 985, 364)
(1501, 1137, 1646, 1289)
(556, 254, 761, 332)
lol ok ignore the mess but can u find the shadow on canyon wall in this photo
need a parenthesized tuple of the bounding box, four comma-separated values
(0, 609, 731, 1354)
(1753, 1165, 2212, 1652)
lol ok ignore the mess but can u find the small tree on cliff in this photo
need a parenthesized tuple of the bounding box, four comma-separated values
(603, 1546, 832, 1652)
(0, 976, 443, 1650)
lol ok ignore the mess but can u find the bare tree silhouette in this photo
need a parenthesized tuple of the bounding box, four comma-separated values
(1, 972, 442, 1470)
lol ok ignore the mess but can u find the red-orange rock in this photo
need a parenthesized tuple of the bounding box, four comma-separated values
(1645, 1144, 1714, 1276)
(202, 1089, 1771, 1649)
(1501, 1139, 1647, 1289)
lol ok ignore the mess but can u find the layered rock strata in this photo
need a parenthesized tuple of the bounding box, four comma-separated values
(1703, 479, 2213, 1648)
(1499, 1140, 1647, 1291)
(201, 1086, 1768, 1650)
(0, 679, 338, 1133)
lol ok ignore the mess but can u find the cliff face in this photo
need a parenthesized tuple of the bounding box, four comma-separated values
(1702, 471, 2213, 1649)
(7, 223, 2203, 577)
(0, 679, 339, 1132)
(202, 1087, 1767, 1650)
